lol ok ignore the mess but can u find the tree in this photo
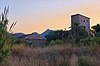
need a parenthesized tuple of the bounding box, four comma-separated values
(92, 24, 100, 33)
(68, 22, 88, 44)
(45, 30, 63, 42)
(92, 24, 100, 37)
(45, 30, 69, 43)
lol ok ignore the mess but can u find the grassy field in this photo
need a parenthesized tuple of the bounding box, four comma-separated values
(1, 44, 100, 66)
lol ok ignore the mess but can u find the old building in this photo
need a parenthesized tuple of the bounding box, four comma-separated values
(71, 14, 90, 34)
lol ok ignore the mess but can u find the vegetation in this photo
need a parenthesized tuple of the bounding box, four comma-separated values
(78, 56, 95, 66)
(92, 24, 100, 37)
(0, 5, 100, 66)
(0, 10, 99, 65)
(49, 40, 64, 45)
(0, 7, 12, 63)
(0, 45, 99, 66)
(46, 22, 89, 45)
(10, 38, 33, 46)
(79, 37, 100, 46)
(46, 30, 69, 42)
(69, 22, 88, 44)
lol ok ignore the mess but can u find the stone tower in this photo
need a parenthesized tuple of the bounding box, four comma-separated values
(71, 14, 90, 34)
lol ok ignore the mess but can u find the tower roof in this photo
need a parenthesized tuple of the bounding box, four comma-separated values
(71, 14, 90, 19)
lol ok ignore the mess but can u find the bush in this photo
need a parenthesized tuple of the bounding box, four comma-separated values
(49, 40, 64, 45)
(78, 56, 95, 66)
(0, 7, 11, 63)
(95, 32, 100, 37)
(79, 37, 100, 46)
(11, 38, 33, 46)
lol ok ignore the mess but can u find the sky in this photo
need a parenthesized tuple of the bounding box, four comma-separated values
(0, 0, 100, 34)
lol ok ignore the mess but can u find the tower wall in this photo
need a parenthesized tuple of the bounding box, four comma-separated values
(71, 14, 90, 34)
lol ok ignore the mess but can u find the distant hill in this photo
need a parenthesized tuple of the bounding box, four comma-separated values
(32, 29, 53, 39)
(41, 29, 53, 38)
(12, 33, 26, 38)
(32, 32, 41, 37)
(11, 29, 53, 39)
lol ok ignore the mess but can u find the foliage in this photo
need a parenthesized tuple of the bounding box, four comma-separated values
(92, 24, 100, 33)
(95, 32, 100, 36)
(92, 24, 100, 37)
(78, 56, 95, 66)
(1, 45, 100, 66)
(46, 30, 62, 42)
(49, 40, 64, 45)
(46, 22, 89, 45)
(10, 38, 33, 46)
(79, 37, 100, 46)
(0, 7, 13, 63)
(46, 30, 69, 43)
(68, 22, 89, 44)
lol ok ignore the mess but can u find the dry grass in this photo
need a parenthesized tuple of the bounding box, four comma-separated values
(1, 44, 100, 66)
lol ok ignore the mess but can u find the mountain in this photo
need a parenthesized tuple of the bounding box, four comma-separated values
(12, 33, 26, 38)
(32, 32, 42, 37)
(41, 29, 53, 38)
(11, 29, 53, 39)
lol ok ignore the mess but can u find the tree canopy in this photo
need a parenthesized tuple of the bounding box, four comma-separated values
(92, 24, 100, 33)
(92, 24, 100, 37)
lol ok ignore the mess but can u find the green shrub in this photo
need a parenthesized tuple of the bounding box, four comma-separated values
(95, 32, 100, 37)
(11, 38, 33, 46)
(78, 56, 95, 66)
(79, 37, 100, 46)
(49, 40, 64, 45)
(0, 6, 19, 63)
(0, 7, 11, 63)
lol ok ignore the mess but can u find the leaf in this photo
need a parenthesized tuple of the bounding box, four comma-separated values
(6, 6, 9, 15)
(4, 7, 6, 14)
(1, 13, 4, 22)
(9, 22, 15, 31)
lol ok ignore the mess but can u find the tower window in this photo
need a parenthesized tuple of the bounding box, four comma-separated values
(84, 20, 85, 22)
